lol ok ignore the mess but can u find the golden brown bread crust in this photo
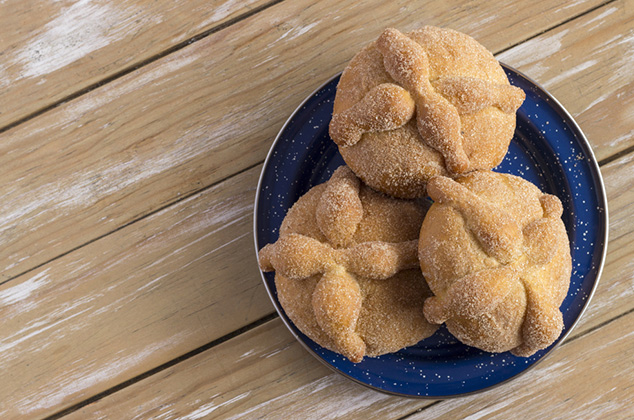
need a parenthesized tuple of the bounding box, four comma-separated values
(259, 166, 438, 362)
(329, 26, 525, 198)
(418, 171, 572, 357)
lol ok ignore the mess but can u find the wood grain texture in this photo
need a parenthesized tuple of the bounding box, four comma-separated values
(573, 152, 634, 333)
(64, 297, 634, 420)
(0, 167, 272, 419)
(0, 0, 272, 127)
(0, 0, 613, 282)
(66, 319, 432, 420)
(41, 149, 634, 420)
(498, 0, 634, 161)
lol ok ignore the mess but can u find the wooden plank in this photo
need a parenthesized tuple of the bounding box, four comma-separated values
(0, 0, 611, 281)
(0, 167, 273, 419)
(572, 152, 634, 333)
(0, 0, 272, 127)
(498, 0, 634, 161)
(63, 294, 634, 420)
(64, 319, 433, 420)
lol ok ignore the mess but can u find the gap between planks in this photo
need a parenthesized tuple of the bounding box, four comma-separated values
(44, 313, 279, 420)
(0, 160, 262, 290)
(493, 0, 614, 56)
(598, 143, 634, 166)
(0, 0, 285, 136)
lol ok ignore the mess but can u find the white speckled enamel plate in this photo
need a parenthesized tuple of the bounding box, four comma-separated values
(253, 65, 608, 398)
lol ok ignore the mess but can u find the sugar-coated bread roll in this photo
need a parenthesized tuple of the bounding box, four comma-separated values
(330, 26, 525, 198)
(259, 166, 438, 363)
(418, 171, 571, 357)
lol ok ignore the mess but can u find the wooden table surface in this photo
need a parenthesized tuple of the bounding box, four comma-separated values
(0, 0, 632, 418)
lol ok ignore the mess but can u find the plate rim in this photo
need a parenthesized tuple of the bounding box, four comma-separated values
(252, 63, 609, 399)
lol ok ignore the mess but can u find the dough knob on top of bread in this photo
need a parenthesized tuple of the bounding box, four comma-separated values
(419, 171, 572, 357)
(258, 233, 335, 280)
(423, 265, 518, 324)
(259, 233, 419, 282)
(312, 266, 366, 362)
(315, 165, 364, 248)
(431, 76, 526, 115)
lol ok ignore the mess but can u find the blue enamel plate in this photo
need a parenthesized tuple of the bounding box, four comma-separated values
(253, 65, 608, 398)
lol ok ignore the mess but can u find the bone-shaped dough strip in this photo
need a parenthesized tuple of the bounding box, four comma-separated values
(258, 234, 335, 280)
(329, 83, 415, 147)
(432, 76, 526, 114)
(540, 194, 563, 218)
(511, 279, 563, 357)
(523, 194, 566, 266)
(343, 240, 419, 279)
(312, 266, 366, 363)
(377, 28, 470, 174)
(258, 233, 419, 280)
(423, 265, 518, 324)
(427, 176, 523, 264)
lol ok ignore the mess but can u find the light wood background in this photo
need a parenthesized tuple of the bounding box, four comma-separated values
(0, 0, 632, 419)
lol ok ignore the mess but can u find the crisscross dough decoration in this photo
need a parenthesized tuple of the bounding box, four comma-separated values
(423, 175, 567, 357)
(258, 166, 419, 362)
(329, 83, 415, 148)
(426, 175, 523, 264)
(329, 28, 526, 175)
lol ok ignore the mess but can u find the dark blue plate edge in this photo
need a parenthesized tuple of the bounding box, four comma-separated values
(252, 76, 345, 379)
(251, 64, 609, 399)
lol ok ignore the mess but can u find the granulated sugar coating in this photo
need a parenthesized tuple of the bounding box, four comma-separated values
(418, 171, 572, 357)
(258, 166, 437, 363)
(330, 26, 525, 198)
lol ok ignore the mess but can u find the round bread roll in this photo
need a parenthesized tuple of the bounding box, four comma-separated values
(329, 26, 525, 198)
(259, 166, 438, 363)
(418, 171, 572, 357)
